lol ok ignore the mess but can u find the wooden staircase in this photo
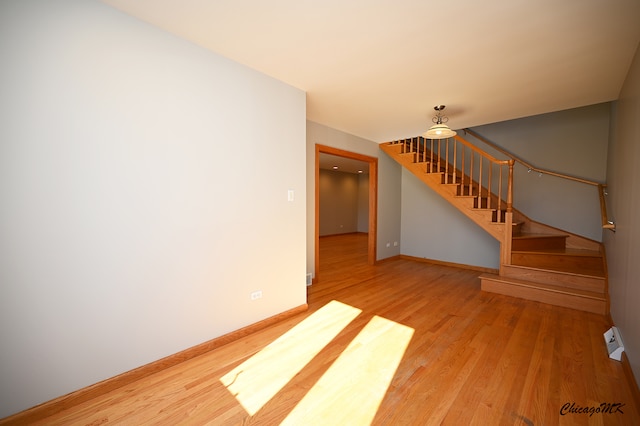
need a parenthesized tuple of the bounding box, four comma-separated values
(380, 137, 608, 315)
(480, 231, 607, 314)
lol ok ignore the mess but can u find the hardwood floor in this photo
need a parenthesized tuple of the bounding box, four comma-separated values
(14, 233, 640, 425)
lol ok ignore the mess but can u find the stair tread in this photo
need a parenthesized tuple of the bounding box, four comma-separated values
(502, 263, 605, 281)
(512, 247, 601, 256)
(472, 207, 503, 211)
(510, 260, 605, 277)
(480, 273, 606, 300)
(512, 233, 568, 240)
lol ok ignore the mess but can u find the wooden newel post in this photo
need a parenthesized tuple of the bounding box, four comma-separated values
(500, 159, 516, 268)
(507, 160, 515, 213)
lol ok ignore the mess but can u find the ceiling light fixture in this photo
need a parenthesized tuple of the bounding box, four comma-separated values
(423, 105, 457, 139)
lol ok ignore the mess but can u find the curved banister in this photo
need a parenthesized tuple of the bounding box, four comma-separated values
(463, 128, 615, 231)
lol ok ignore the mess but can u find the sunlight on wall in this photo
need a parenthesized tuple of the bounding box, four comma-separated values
(281, 315, 414, 425)
(219, 300, 361, 415)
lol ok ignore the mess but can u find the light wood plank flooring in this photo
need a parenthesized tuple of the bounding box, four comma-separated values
(17, 233, 640, 425)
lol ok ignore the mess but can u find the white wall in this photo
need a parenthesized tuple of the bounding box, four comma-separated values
(306, 121, 402, 277)
(605, 43, 640, 384)
(0, 0, 306, 418)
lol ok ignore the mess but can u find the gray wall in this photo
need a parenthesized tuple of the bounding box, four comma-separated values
(605, 43, 640, 385)
(0, 1, 306, 417)
(400, 103, 611, 270)
(401, 169, 501, 269)
(357, 174, 370, 232)
(468, 103, 610, 242)
(319, 169, 359, 236)
(306, 121, 402, 278)
(377, 151, 403, 259)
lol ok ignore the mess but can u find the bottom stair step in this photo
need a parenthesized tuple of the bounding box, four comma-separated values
(479, 273, 607, 315)
(500, 264, 606, 293)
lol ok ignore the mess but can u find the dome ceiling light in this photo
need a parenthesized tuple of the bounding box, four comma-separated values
(423, 105, 457, 139)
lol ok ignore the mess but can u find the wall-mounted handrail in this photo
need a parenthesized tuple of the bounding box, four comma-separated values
(600, 184, 616, 231)
(463, 128, 602, 186)
(463, 128, 615, 231)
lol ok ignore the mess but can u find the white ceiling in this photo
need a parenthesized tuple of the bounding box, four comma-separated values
(102, 0, 640, 143)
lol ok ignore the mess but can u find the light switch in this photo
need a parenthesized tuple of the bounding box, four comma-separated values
(288, 189, 294, 202)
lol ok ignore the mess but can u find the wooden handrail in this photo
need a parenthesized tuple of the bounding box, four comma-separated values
(463, 128, 602, 186)
(464, 128, 615, 231)
(454, 135, 513, 214)
(453, 135, 511, 165)
(600, 184, 616, 231)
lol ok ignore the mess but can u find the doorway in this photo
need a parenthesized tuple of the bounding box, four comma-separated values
(315, 144, 378, 282)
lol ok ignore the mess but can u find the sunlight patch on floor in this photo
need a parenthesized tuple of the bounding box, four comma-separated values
(281, 315, 414, 425)
(219, 300, 361, 416)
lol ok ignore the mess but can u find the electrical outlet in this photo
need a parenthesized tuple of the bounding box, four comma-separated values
(250, 290, 263, 300)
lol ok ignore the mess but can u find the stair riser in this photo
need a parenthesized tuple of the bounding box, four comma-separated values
(512, 237, 567, 251)
(481, 279, 606, 314)
(383, 143, 404, 155)
(511, 253, 605, 277)
(501, 265, 605, 293)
